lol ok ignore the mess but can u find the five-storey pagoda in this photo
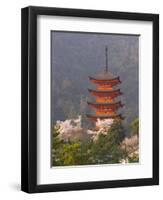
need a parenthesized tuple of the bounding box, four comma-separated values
(87, 47, 124, 122)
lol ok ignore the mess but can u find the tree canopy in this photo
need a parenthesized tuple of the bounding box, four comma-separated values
(51, 119, 138, 166)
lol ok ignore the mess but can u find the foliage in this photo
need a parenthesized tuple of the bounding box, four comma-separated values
(89, 120, 126, 164)
(52, 125, 92, 166)
(57, 141, 92, 166)
(52, 126, 64, 166)
(128, 154, 139, 163)
(130, 117, 139, 136)
(52, 119, 139, 166)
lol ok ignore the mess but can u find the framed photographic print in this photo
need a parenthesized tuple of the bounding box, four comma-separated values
(21, 6, 159, 193)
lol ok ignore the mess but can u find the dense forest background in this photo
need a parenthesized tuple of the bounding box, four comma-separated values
(51, 31, 139, 133)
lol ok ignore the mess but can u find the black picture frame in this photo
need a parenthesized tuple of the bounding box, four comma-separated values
(21, 6, 159, 193)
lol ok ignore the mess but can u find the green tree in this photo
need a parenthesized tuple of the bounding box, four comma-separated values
(52, 126, 64, 166)
(89, 120, 126, 164)
(59, 142, 81, 165)
(52, 120, 127, 166)
(108, 119, 125, 144)
(52, 125, 92, 166)
(53, 140, 92, 166)
(130, 117, 139, 136)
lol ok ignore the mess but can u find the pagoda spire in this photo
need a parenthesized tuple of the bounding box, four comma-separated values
(105, 46, 108, 73)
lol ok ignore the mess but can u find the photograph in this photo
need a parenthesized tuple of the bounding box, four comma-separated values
(51, 31, 139, 167)
(21, 6, 159, 193)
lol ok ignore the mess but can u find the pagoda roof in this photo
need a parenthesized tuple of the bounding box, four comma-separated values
(87, 101, 124, 109)
(88, 88, 121, 94)
(89, 76, 120, 82)
(88, 89, 123, 97)
(89, 71, 119, 81)
(86, 114, 124, 121)
(89, 76, 121, 86)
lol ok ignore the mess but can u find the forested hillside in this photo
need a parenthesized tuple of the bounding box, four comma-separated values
(51, 31, 139, 132)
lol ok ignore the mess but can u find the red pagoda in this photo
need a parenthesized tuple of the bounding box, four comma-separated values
(87, 47, 124, 122)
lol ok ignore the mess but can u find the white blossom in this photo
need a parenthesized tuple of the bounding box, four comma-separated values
(55, 116, 114, 142)
(55, 116, 82, 140)
(96, 118, 114, 128)
(87, 118, 114, 141)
